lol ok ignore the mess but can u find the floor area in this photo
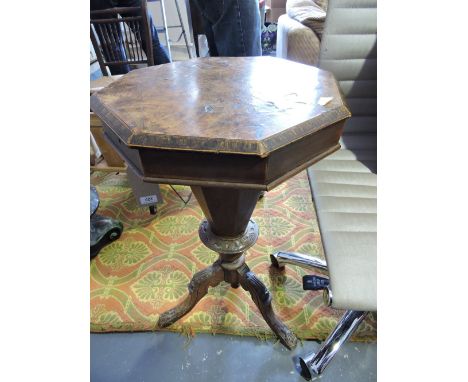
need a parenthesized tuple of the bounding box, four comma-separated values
(91, 332, 376, 381)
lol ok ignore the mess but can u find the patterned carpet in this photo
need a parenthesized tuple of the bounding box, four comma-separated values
(90, 170, 376, 341)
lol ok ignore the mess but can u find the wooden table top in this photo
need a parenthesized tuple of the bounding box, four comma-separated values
(90, 75, 123, 95)
(90, 57, 349, 157)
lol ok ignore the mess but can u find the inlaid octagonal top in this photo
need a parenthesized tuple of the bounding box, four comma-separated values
(91, 57, 350, 158)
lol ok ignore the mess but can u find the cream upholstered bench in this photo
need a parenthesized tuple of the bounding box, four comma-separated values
(271, 0, 377, 376)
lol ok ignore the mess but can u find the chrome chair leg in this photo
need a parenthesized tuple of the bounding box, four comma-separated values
(270, 251, 328, 272)
(299, 310, 368, 377)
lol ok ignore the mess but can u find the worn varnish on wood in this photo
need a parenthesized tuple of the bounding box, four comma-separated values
(91, 57, 350, 190)
(90, 75, 126, 170)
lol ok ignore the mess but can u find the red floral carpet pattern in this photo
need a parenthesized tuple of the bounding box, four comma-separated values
(90, 170, 376, 341)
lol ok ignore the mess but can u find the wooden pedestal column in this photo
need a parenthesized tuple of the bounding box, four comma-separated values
(157, 186, 298, 350)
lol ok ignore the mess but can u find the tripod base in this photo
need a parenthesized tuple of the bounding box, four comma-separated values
(158, 220, 297, 350)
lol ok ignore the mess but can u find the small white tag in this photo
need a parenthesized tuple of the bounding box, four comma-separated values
(139, 195, 158, 205)
(318, 97, 333, 106)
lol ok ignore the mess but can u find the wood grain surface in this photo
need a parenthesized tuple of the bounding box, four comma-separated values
(90, 57, 350, 156)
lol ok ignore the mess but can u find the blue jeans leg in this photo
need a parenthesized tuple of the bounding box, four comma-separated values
(147, 13, 171, 64)
(194, 0, 262, 57)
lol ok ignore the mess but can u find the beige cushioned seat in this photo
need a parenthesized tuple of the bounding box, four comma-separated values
(308, 148, 376, 311)
(307, 0, 377, 312)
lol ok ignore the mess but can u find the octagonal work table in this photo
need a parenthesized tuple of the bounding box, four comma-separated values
(90, 57, 351, 350)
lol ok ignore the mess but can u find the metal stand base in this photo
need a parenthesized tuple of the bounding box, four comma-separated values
(270, 251, 370, 376)
(299, 310, 368, 377)
(270, 251, 327, 272)
(158, 220, 298, 350)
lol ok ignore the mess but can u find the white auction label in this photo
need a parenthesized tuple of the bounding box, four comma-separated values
(139, 195, 158, 205)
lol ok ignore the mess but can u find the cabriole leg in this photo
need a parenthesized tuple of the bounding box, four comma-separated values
(158, 261, 224, 328)
(238, 264, 298, 350)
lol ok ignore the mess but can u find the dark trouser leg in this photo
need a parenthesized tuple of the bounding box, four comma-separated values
(146, 13, 171, 64)
(193, 0, 262, 57)
(203, 17, 218, 57)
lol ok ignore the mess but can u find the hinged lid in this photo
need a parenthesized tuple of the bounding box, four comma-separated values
(90, 57, 350, 158)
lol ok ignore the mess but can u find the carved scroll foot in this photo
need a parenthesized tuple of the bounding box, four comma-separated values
(238, 265, 298, 350)
(158, 261, 224, 328)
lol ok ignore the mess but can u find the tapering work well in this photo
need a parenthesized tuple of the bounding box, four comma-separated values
(90, 57, 350, 349)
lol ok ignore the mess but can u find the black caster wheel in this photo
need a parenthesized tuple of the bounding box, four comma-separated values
(107, 226, 122, 242)
(90, 216, 124, 259)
